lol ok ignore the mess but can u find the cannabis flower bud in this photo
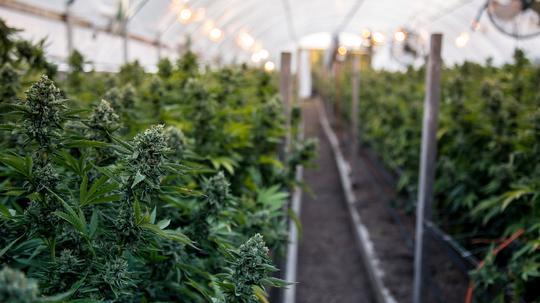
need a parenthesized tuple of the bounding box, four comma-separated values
(0, 267, 39, 303)
(23, 75, 66, 148)
(202, 172, 230, 214)
(89, 100, 120, 131)
(129, 125, 168, 185)
(32, 162, 59, 193)
(121, 84, 136, 109)
(93, 256, 135, 298)
(103, 87, 122, 111)
(164, 126, 186, 159)
(226, 234, 275, 302)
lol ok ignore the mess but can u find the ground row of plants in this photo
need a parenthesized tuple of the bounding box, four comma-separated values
(313, 51, 540, 302)
(0, 19, 315, 302)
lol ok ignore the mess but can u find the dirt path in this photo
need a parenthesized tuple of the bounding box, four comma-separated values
(295, 100, 375, 303)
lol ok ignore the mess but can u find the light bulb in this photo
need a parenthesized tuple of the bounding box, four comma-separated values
(455, 32, 470, 48)
(361, 29, 371, 39)
(394, 31, 406, 42)
(337, 46, 347, 56)
(237, 31, 254, 50)
(372, 32, 385, 45)
(258, 49, 269, 60)
(251, 53, 261, 63)
(209, 28, 223, 41)
(264, 61, 275, 72)
(179, 8, 192, 22)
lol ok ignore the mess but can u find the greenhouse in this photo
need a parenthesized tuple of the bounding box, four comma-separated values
(0, 0, 539, 302)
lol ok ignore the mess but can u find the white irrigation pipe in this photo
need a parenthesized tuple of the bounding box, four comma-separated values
(316, 98, 397, 303)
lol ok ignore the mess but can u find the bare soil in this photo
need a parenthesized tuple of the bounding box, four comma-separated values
(295, 100, 375, 303)
(332, 103, 469, 303)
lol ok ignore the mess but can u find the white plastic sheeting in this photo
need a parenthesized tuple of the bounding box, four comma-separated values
(0, 0, 539, 71)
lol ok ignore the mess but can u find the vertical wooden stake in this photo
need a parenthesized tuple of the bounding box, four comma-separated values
(350, 54, 360, 157)
(413, 33, 443, 303)
(296, 48, 302, 101)
(122, 21, 129, 64)
(156, 33, 162, 61)
(334, 60, 342, 128)
(280, 52, 292, 153)
(65, 0, 75, 57)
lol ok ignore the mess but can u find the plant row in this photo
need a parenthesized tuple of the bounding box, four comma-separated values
(314, 51, 540, 302)
(0, 19, 315, 303)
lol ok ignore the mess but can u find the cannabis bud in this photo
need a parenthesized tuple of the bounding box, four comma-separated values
(202, 172, 231, 214)
(103, 87, 122, 111)
(164, 126, 186, 159)
(129, 125, 168, 185)
(0, 267, 39, 303)
(121, 84, 136, 109)
(89, 100, 120, 131)
(31, 162, 59, 193)
(23, 75, 66, 149)
(226, 234, 276, 302)
(94, 256, 135, 299)
(43, 249, 83, 293)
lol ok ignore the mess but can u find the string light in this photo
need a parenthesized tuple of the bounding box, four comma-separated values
(237, 31, 255, 50)
(372, 32, 385, 45)
(264, 61, 275, 72)
(361, 29, 371, 39)
(251, 53, 261, 63)
(257, 49, 269, 60)
(394, 30, 406, 42)
(209, 27, 223, 41)
(455, 32, 470, 48)
(179, 7, 192, 22)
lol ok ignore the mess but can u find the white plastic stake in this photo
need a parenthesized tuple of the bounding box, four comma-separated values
(413, 33, 443, 303)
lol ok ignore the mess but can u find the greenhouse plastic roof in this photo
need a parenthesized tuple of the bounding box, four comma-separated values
(1, 0, 539, 71)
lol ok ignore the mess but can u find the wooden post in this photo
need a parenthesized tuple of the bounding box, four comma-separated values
(350, 53, 360, 157)
(280, 52, 292, 153)
(156, 33, 161, 61)
(65, 0, 75, 57)
(296, 48, 302, 100)
(122, 21, 128, 64)
(413, 33, 443, 303)
(334, 60, 342, 128)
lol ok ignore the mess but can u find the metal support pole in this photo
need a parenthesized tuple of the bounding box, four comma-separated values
(413, 33, 443, 303)
(350, 53, 360, 157)
(280, 52, 292, 153)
